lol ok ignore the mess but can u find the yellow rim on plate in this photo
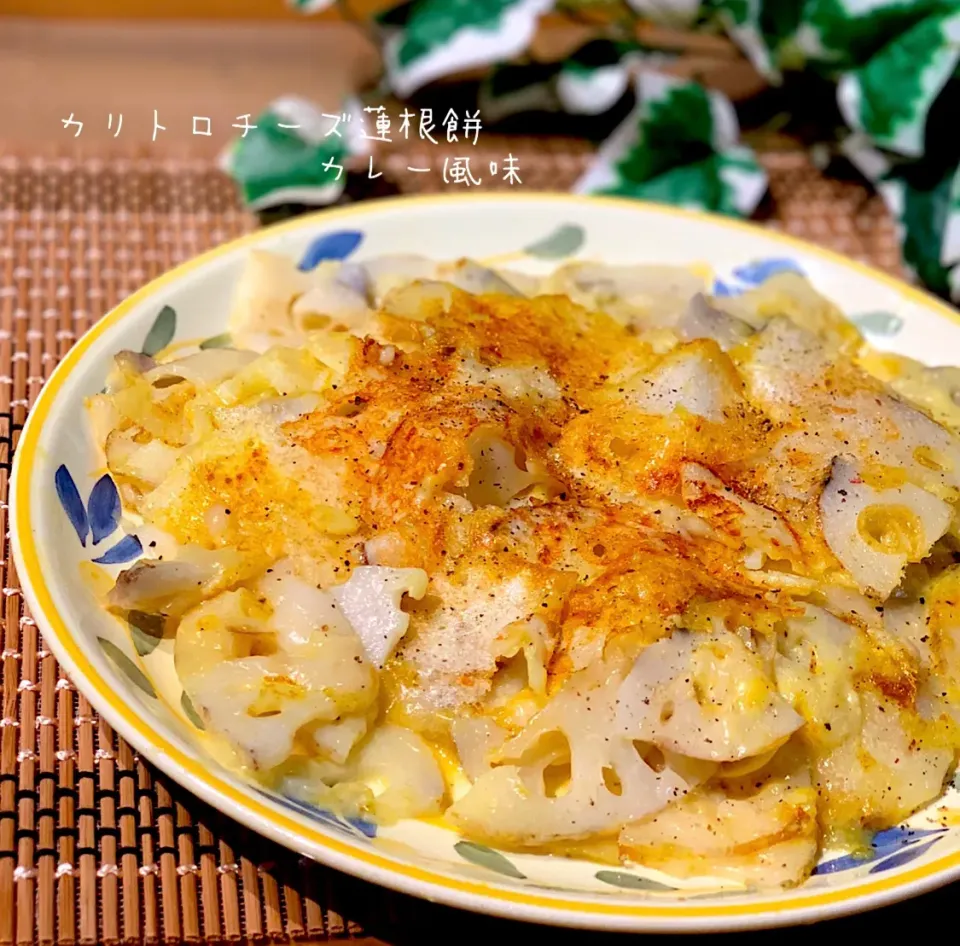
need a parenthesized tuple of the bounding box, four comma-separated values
(12, 193, 960, 930)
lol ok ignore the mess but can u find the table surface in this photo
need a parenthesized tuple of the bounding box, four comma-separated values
(1, 16, 955, 944)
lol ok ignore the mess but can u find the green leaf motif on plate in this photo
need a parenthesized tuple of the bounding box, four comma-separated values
(128, 610, 166, 656)
(453, 840, 526, 879)
(180, 691, 205, 729)
(523, 224, 585, 260)
(199, 333, 233, 350)
(98, 637, 156, 698)
(142, 305, 177, 357)
(594, 870, 676, 891)
(851, 311, 904, 335)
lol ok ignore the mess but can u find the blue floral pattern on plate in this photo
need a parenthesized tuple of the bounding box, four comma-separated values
(813, 826, 947, 876)
(297, 230, 364, 271)
(713, 257, 804, 296)
(257, 788, 377, 841)
(709, 259, 906, 339)
(57, 454, 376, 844)
(55, 465, 142, 564)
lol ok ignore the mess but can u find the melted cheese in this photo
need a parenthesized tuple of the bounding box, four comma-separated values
(95, 252, 960, 885)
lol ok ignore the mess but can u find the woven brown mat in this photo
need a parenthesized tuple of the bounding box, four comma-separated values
(0, 145, 934, 946)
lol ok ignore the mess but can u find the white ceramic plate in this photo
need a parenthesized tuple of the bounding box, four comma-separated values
(12, 193, 960, 933)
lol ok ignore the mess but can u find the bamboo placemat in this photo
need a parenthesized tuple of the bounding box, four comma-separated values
(0, 143, 932, 946)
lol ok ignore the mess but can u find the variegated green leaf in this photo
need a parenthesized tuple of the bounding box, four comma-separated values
(382, 0, 555, 99)
(709, 0, 942, 77)
(711, 0, 776, 77)
(838, 133, 960, 301)
(754, 0, 809, 71)
(800, 0, 945, 71)
(600, 150, 765, 215)
(576, 73, 766, 217)
(710, 0, 947, 79)
(558, 61, 632, 116)
(557, 40, 648, 116)
(942, 164, 960, 298)
(711, 0, 813, 78)
(715, 145, 769, 215)
(881, 170, 954, 299)
(479, 39, 646, 122)
(221, 96, 369, 211)
(838, 9, 960, 157)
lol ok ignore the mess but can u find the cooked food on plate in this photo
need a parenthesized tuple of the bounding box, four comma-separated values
(88, 247, 960, 887)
